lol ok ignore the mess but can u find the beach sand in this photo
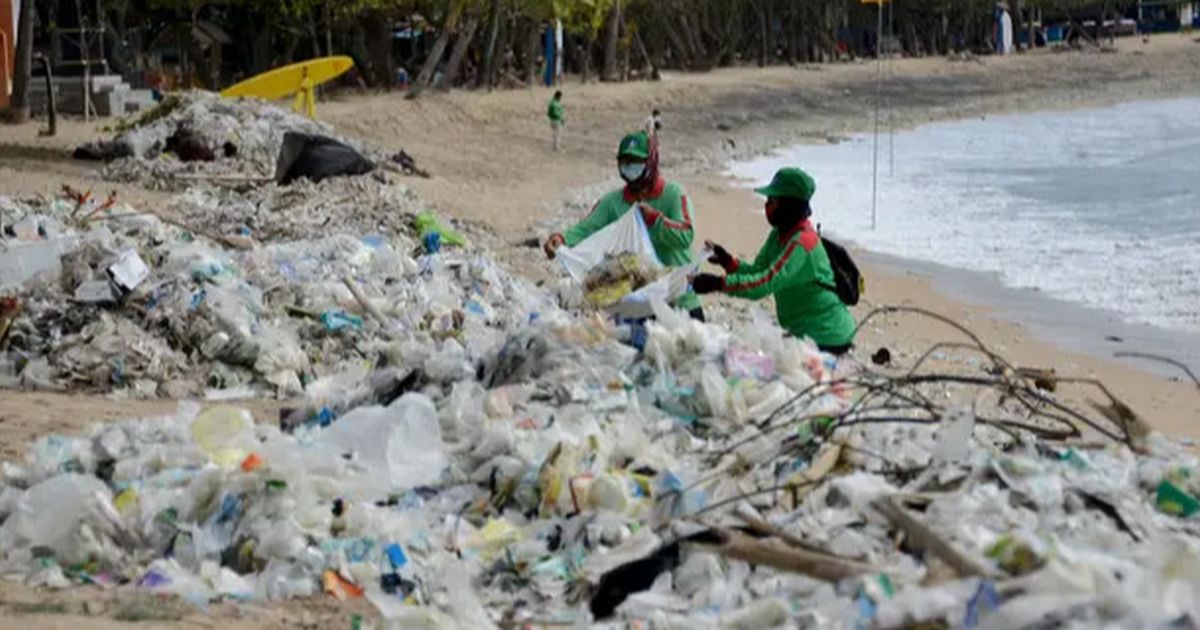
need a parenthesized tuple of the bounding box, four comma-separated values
(0, 33, 1198, 627)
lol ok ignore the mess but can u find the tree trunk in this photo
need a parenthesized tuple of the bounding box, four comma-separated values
(442, 14, 479, 88)
(602, 0, 621, 81)
(524, 21, 539, 86)
(663, 21, 693, 69)
(633, 29, 658, 79)
(756, 1, 768, 67)
(580, 37, 594, 83)
(411, 1, 465, 98)
(477, 0, 502, 89)
(784, 8, 798, 65)
(309, 12, 322, 58)
(360, 12, 392, 88)
(6, 0, 35, 122)
(325, 5, 334, 57)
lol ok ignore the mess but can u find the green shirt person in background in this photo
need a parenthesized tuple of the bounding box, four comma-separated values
(547, 91, 565, 151)
(544, 131, 703, 319)
(692, 167, 856, 354)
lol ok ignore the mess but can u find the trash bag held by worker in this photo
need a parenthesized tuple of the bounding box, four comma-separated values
(274, 132, 375, 185)
(556, 207, 691, 319)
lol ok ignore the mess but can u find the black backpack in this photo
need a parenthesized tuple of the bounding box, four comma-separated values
(816, 235, 863, 306)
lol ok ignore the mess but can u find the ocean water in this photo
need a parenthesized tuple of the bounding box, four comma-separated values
(729, 98, 1200, 333)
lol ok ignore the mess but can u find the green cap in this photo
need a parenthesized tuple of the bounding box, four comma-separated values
(617, 131, 651, 159)
(755, 167, 816, 201)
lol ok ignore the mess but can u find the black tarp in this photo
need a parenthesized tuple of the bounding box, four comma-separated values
(274, 132, 375, 185)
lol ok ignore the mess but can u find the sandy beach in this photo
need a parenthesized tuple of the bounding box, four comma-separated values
(0, 32, 1199, 627)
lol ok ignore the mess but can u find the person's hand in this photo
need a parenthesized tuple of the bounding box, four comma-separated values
(637, 202, 660, 225)
(544, 233, 565, 259)
(705, 240, 734, 269)
(691, 273, 724, 295)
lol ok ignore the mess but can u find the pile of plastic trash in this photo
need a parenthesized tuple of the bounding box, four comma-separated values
(0, 189, 529, 399)
(4, 94, 1198, 629)
(75, 91, 364, 187)
(1, 296, 1199, 628)
(169, 176, 425, 243)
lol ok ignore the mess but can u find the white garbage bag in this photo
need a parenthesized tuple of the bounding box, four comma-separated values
(556, 207, 693, 319)
(557, 207, 662, 282)
(316, 393, 448, 496)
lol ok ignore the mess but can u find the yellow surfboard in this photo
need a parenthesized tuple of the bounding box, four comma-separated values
(221, 56, 354, 118)
(221, 56, 354, 100)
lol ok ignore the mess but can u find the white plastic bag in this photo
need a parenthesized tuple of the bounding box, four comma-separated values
(317, 393, 448, 494)
(556, 207, 692, 318)
(557, 206, 662, 282)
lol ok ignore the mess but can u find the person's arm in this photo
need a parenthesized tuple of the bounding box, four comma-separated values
(642, 186, 694, 251)
(720, 232, 777, 275)
(722, 238, 815, 301)
(560, 198, 616, 246)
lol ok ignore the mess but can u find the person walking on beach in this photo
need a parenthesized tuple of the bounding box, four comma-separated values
(547, 90, 566, 151)
(543, 130, 703, 320)
(644, 109, 662, 137)
(691, 167, 856, 354)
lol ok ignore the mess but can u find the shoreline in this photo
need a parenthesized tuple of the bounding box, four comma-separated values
(714, 94, 1200, 380)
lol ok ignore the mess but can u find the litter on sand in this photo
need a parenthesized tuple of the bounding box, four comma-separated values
(2, 92, 1198, 630)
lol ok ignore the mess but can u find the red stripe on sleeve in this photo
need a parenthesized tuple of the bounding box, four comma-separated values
(658, 194, 693, 231)
(724, 240, 802, 293)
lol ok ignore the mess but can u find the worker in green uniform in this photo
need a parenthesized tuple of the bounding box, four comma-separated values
(547, 90, 565, 151)
(692, 167, 856, 354)
(544, 130, 703, 320)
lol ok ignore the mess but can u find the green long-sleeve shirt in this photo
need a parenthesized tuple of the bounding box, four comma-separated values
(560, 178, 700, 312)
(547, 98, 565, 122)
(722, 221, 855, 347)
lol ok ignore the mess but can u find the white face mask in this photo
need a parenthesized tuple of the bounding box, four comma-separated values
(619, 162, 646, 182)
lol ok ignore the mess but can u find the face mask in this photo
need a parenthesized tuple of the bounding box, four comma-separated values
(764, 199, 780, 227)
(619, 162, 646, 182)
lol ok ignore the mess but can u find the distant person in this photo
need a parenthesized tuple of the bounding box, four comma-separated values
(544, 131, 702, 320)
(692, 167, 856, 354)
(547, 90, 565, 151)
(644, 109, 663, 136)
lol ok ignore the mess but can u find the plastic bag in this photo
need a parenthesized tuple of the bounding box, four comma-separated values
(0, 474, 111, 565)
(557, 208, 661, 283)
(191, 406, 256, 468)
(557, 208, 691, 318)
(317, 393, 447, 495)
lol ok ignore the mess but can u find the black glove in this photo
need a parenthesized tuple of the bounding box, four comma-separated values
(706, 242, 734, 270)
(691, 273, 724, 295)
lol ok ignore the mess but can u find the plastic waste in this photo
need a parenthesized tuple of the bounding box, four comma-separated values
(554, 208, 692, 318)
(933, 407, 976, 464)
(0, 239, 68, 290)
(320, 309, 364, 332)
(0, 474, 111, 565)
(414, 212, 467, 247)
(1156, 479, 1200, 517)
(191, 406, 257, 468)
(316, 394, 447, 496)
(107, 249, 150, 292)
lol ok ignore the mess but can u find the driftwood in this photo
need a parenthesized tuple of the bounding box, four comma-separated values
(685, 527, 875, 582)
(873, 494, 994, 578)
